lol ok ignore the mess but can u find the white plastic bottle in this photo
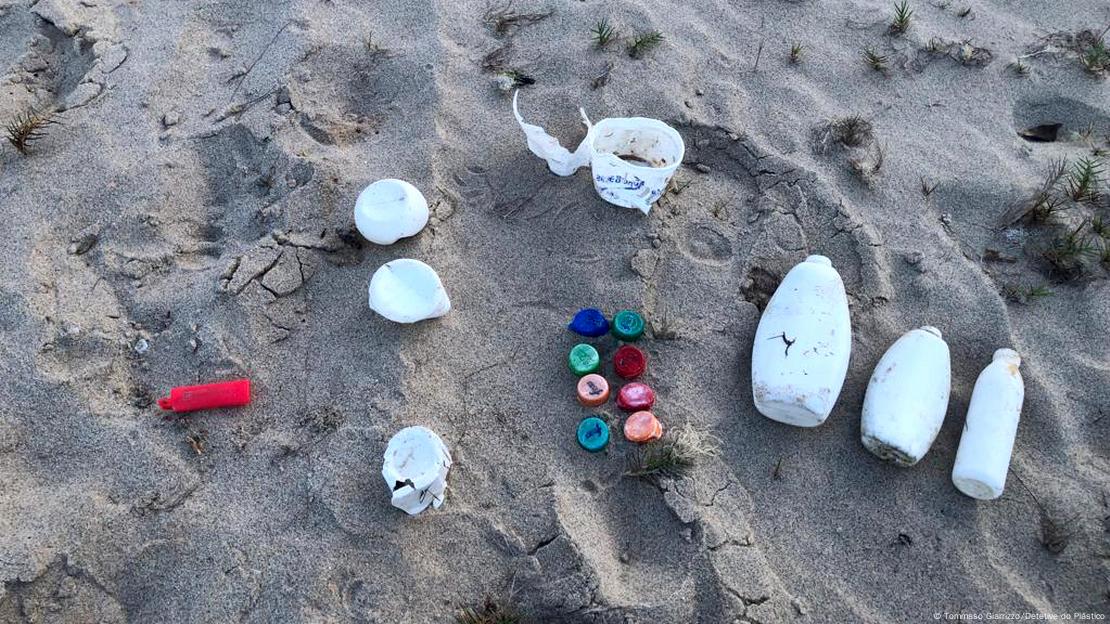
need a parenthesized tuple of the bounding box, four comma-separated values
(751, 255, 852, 427)
(860, 326, 951, 466)
(951, 349, 1024, 500)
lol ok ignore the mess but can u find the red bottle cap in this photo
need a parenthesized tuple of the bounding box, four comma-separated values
(624, 411, 663, 443)
(158, 380, 251, 413)
(613, 345, 647, 379)
(576, 374, 610, 407)
(616, 382, 655, 412)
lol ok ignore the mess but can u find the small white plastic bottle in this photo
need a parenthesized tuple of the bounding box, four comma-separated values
(861, 326, 951, 466)
(751, 255, 852, 427)
(951, 349, 1024, 500)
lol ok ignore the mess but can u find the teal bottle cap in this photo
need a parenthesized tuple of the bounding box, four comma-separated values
(611, 310, 645, 341)
(568, 344, 600, 376)
(577, 416, 610, 452)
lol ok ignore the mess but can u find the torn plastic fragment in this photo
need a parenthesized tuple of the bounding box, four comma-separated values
(382, 426, 452, 515)
(512, 91, 685, 214)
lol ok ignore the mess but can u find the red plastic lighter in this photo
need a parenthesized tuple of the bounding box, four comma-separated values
(157, 380, 251, 413)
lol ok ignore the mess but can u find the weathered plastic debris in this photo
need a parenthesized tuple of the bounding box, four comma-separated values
(751, 255, 852, 428)
(861, 326, 952, 467)
(354, 179, 429, 245)
(951, 349, 1024, 500)
(381, 426, 452, 515)
(368, 259, 451, 323)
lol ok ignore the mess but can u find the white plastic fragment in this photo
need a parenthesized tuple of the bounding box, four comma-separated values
(861, 326, 952, 466)
(511, 91, 684, 214)
(368, 259, 451, 323)
(382, 426, 452, 515)
(354, 179, 429, 245)
(951, 349, 1024, 500)
(751, 255, 852, 427)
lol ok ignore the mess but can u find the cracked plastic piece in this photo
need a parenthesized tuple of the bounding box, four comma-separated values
(861, 326, 952, 467)
(382, 426, 452, 515)
(512, 91, 684, 214)
(751, 255, 852, 427)
(354, 179, 429, 245)
(368, 259, 451, 323)
(952, 349, 1024, 499)
(157, 380, 251, 413)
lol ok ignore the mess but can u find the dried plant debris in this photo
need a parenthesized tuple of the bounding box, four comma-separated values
(924, 38, 993, 66)
(626, 427, 719, 479)
(591, 18, 618, 48)
(1043, 221, 1097, 278)
(1008, 59, 1031, 76)
(1065, 157, 1104, 203)
(816, 115, 874, 150)
(482, 1, 552, 37)
(5, 108, 58, 155)
(481, 42, 514, 72)
(591, 62, 614, 90)
(1029, 27, 1109, 77)
(889, 1, 913, 35)
(863, 47, 889, 72)
(628, 30, 664, 59)
(1001, 283, 1054, 304)
(457, 597, 521, 624)
(789, 42, 804, 64)
(494, 70, 535, 92)
(849, 144, 885, 186)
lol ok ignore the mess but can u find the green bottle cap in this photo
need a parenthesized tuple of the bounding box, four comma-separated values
(568, 343, 600, 376)
(577, 416, 610, 452)
(611, 310, 645, 341)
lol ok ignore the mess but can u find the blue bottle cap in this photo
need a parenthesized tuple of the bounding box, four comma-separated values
(568, 308, 610, 338)
(576, 416, 610, 452)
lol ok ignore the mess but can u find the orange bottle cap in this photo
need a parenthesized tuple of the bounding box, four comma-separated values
(624, 411, 663, 443)
(576, 374, 610, 407)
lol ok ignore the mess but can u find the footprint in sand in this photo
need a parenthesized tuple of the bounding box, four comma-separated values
(681, 224, 734, 266)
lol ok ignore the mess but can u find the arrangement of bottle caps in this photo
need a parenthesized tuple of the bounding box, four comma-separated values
(565, 307, 664, 452)
(752, 254, 1025, 501)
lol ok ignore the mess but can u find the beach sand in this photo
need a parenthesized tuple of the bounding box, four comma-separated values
(1, 0, 1108, 621)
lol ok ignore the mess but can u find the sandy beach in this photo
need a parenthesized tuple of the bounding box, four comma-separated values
(1, 0, 1108, 622)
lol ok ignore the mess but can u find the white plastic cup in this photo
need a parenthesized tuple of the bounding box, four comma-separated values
(381, 426, 452, 515)
(588, 117, 685, 214)
(751, 255, 852, 427)
(861, 326, 952, 466)
(951, 349, 1024, 500)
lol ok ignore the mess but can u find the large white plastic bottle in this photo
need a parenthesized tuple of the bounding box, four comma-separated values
(751, 255, 852, 427)
(861, 326, 951, 466)
(951, 349, 1024, 500)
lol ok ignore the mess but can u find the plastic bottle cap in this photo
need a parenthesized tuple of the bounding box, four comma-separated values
(577, 416, 610, 452)
(576, 374, 610, 407)
(157, 380, 251, 413)
(613, 344, 647, 379)
(624, 411, 663, 443)
(616, 382, 656, 412)
(568, 308, 610, 338)
(611, 310, 645, 341)
(568, 344, 601, 376)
